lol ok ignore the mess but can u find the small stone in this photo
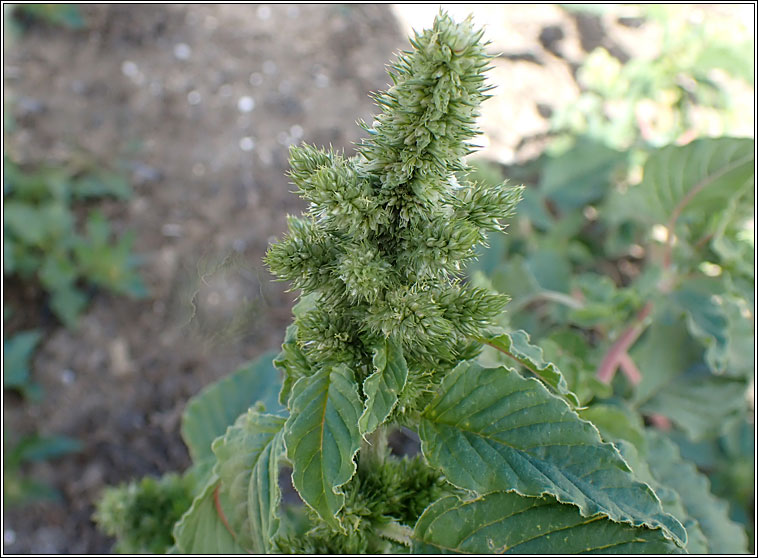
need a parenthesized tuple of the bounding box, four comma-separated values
(173, 43, 192, 60)
(256, 5, 271, 20)
(109, 338, 135, 377)
(262, 60, 278, 75)
(239, 137, 255, 151)
(161, 223, 183, 237)
(289, 124, 304, 140)
(187, 90, 202, 105)
(121, 60, 139, 78)
(61, 369, 76, 385)
(4, 529, 16, 545)
(237, 96, 255, 113)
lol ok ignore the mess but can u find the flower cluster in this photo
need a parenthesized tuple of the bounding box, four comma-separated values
(266, 12, 521, 409)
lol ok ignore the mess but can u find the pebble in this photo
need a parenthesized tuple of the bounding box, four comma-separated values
(289, 124, 304, 140)
(161, 223, 183, 237)
(121, 60, 139, 78)
(187, 90, 202, 105)
(239, 137, 255, 151)
(109, 338, 135, 377)
(61, 369, 76, 385)
(237, 96, 255, 113)
(173, 43, 192, 60)
(257, 5, 271, 20)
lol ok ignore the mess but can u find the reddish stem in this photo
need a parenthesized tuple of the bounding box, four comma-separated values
(649, 413, 672, 430)
(618, 352, 642, 385)
(596, 302, 653, 384)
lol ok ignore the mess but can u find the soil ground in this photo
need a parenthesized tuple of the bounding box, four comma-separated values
(2, 4, 747, 553)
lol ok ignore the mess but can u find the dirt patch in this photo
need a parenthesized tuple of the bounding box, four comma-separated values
(3, 5, 403, 553)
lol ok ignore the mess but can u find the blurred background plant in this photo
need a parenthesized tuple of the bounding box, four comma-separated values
(3, 3, 145, 517)
(4, 156, 146, 327)
(464, 3, 754, 547)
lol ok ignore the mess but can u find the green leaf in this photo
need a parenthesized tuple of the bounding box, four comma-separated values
(419, 361, 686, 545)
(274, 324, 311, 406)
(39, 253, 78, 291)
(3, 330, 42, 397)
(212, 410, 285, 553)
(476, 330, 579, 406)
(49, 284, 88, 327)
(11, 434, 82, 463)
(635, 137, 754, 225)
(671, 278, 730, 372)
(612, 439, 709, 554)
(283, 364, 362, 528)
(358, 338, 408, 436)
(72, 172, 131, 200)
(540, 137, 626, 212)
(412, 492, 683, 554)
(669, 277, 753, 377)
(639, 374, 747, 441)
(4, 202, 49, 245)
(645, 431, 748, 554)
(172, 475, 247, 554)
(181, 352, 283, 465)
(579, 403, 646, 454)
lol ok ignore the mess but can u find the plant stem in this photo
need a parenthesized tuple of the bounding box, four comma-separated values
(596, 302, 652, 383)
(360, 426, 388, 472)
(508, 289, 585, 314)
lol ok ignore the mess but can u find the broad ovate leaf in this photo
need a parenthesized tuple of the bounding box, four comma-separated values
(283, 364, 362, 529)
(419, 361, 686, 546)
(212, 410, 285, 553)
(639, 374, 747, 441)
(413, 492, 683, 554)
(358, 337, 408, 436)
(181, 352, 283, 464)
(172, 475, 246, 554)
(636, 137, 754, 225)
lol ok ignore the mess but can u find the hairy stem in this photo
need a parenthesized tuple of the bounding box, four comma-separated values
(360, 426, 388, 472)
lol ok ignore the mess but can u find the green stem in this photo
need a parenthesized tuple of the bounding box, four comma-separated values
(360, 426, 389, 472)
